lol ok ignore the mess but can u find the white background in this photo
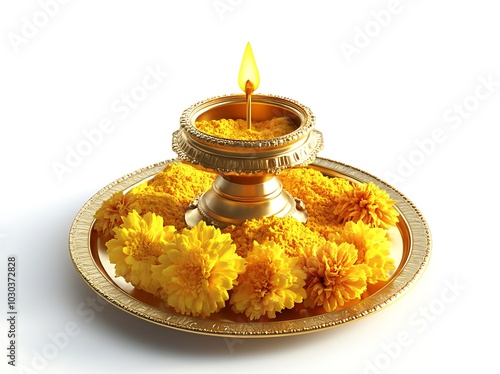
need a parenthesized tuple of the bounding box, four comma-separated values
(1, 1, 499, 373)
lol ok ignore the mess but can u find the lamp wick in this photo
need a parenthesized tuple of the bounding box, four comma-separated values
(245, 80, 255, 130)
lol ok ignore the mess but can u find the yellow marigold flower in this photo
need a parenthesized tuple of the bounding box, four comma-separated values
(223, 216, 325, 258)
(230, 241, 306, 320)
(301, 241, 368, 312)
(332, 221, 395, 284)
(106, 211, 176, 295)
(94, 191, 142, 238)
(333, 182, 399, 229)
(152, 221, 245, 317)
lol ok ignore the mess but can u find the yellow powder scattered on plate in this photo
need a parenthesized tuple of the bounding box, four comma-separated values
(127, 163, 216, 230)
(223, 216, 326, 258)
(278, 168, 352, 237)
(195, 116, 297, 140)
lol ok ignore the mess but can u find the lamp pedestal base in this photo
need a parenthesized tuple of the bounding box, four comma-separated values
(185, 174, 307, 228)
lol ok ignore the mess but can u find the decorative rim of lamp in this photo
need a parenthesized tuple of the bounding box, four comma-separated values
(172, 94, 324, 174)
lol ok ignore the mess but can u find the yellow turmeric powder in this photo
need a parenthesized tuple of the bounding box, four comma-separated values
(195, 116, 296, 140)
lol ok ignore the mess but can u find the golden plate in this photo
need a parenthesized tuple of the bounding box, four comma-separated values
(68, 158, 431, 337)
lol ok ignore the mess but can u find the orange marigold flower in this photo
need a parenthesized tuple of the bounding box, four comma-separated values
(106, 210, 176, 295)
(301, 241, 368, 312)
(94, 191, 142, 238)
(331, 220, 395, 284)
(152, 221, 245, 317)
(229, 241, 306, 320)
(333, 182, 399, 229)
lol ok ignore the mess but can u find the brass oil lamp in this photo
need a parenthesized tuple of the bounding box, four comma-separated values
(172, 44, 324, 228)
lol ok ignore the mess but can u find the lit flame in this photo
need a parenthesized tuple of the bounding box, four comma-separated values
(238, 42, 260, 93)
